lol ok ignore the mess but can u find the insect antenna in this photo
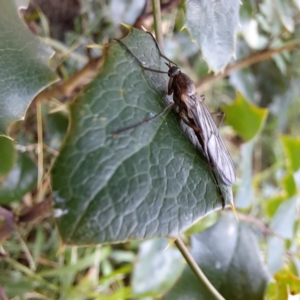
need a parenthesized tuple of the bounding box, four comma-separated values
(145, 32, 177, 66)
(114, 38, 168, 74)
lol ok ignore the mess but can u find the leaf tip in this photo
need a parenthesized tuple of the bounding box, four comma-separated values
(230, 204, 239, 222)
(180, 25, 187, 32)
(141, 25, 147, 32)
(120, 23, 132, 30)
(164, 238, 176, 251)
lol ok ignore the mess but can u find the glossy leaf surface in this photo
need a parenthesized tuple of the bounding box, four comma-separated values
(0, 1, 57, 135)
(0, 153, 37, 204)
(51, 28, 233, 244)
(132, 239, 185, 296)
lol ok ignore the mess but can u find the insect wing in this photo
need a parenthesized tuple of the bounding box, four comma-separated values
(206, 128, 236, 185)
(182, 94, 236, 186)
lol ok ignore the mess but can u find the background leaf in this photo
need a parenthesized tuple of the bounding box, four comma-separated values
(280, 136, 300, 172)
(0, 274, 35, 299)
(132, 239, 185, 296)
(269, 196, 297, 239)
(51, 28, 233, 245)
(164, 214, 269, 300)
(274, 0, 295, 32)
(281, 172, 297, 198)
(267, 236, 285, 274)
(0, 136, 16, 176)
(0, 0, 57, 135)
(235, 140, 255, 208)
(0, 152, 37, 204)
(223, 93, 268, 141)
(267, 269, 300, 298)
(185, 0, 240, 72)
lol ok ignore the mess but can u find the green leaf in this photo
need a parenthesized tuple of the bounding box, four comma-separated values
(264, 195, 285, 218)
(266, 269, 300, 298)
(229, 69, 256, 102)
(222, 93, 268, 141)
(259, 0, 281, 36)
(292, 258, 300, 277)
(185, 0, 240, 72)
(235, 140, 255, 209)
(280, 135, 300, 172)
(51, 28, 233, 244)
(0, 273, 34, 299)
(270, 196, 297, 239)
(44, 110, 69, 150)
(274, 0, 295, 32)
(239, 0, 253, 20)
(0, 152, 37, 204)
(164, 214, 269, 300)
(267, 236, 285, 274)
(0, 1, 58, 135)
(0, 136, 16, 175)
(184, 211, 219, 235)
(132, 239, 185, 296)
(281, 172, 297, 198)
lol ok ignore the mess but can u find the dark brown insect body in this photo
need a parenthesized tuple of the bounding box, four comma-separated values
(167, 66, 235, 187)
(114, 34, 236, 208)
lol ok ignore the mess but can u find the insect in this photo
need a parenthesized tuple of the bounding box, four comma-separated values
(113, 33, 235, 208)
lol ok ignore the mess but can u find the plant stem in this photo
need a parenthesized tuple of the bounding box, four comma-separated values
(152, 0, 164, 50)
(36, 101, 43, 187)
(237, 213, 274, 235)
(174, 237, 225, 300)
(196, 39, 300, 90)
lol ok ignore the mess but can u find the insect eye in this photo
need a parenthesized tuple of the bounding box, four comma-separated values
(168, 66, 179, 76)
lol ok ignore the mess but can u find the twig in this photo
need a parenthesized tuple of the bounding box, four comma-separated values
(134, 0, 181, 30)
(196, 40, 300, 90)
(16, 232, 36, 271)
(34, 56, 102, 103)
(237, 213, 272, 235)
(152, 0, 164, 50)
(174, 237, 225, 300)
(36, 101, 43, 187)
(41, 37, 87, 63)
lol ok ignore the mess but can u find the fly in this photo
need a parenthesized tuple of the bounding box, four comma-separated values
(113, 33, 236, 208)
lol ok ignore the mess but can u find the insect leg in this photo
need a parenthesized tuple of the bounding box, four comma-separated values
(114, 39, 168, 74)
(111, 102, 175, 135)
(210, 111, 225, 129)
(179, 112, 203, 133)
